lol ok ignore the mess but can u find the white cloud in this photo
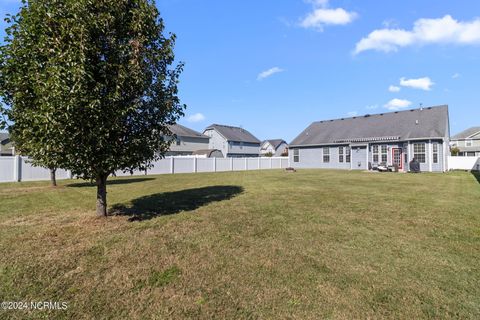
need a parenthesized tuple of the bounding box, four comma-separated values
(452, 73, 461, 79)
(257, 67, 284, 80)
(187, 113, 206, 123)
(301, 8, 357, 30)
(388, 85, 401, 92)
(300, 0, 357, 31)
(354, 15, 480, 54)
(347, 111, 358, 117)
(399, 77, 434, 91)
(384, 98, 412, 111)
(366, 104, 379, 110)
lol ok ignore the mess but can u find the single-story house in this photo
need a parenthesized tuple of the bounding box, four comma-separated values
(289, 105, 450, 172)
(0, 133, 15, 156)
(166, 124, 210, 156)
(203, 124, 261, 158)
(260, 139, 288, 156)
(450, 127, 480, 157)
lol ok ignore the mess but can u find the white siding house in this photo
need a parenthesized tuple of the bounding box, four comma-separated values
(203, 124, 261, 157)
(450, 127, 480, 157)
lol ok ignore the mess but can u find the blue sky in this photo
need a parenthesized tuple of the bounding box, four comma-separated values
(2, 0, 480, 141)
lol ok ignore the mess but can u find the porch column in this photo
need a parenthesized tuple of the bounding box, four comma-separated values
(428, 140, 433, 172)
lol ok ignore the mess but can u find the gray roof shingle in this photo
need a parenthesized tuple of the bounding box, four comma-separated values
(290, 105, 449, 146)
(168, 124, 209, 139)
(451, 127, 480, 140)
(205, 124, 261, 144)
(0, 132, 9, 145)
(264, 139, 287, 150)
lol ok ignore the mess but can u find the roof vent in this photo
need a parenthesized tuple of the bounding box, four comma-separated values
(364, 114, 371, 117)
(353, 117, 357, 119)
(395, 111, 398, 114)
(341, 118, 344, 120)
(330, 120, 334, 122)
(380, 113, 384, 116)
(410, 109, 414, 112)
(415, 120, 419, 125)
(427, 107, 432, 110)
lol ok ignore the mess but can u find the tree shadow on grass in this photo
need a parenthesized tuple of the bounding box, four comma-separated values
(110, 185, 244, 222)
(472, 171, 480, 184)
(67, 177, 155, 188)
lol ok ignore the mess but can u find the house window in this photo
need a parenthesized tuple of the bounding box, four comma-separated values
(433, 143, 439, 164)
(372, 145, 379, 163)
(339, 147, 344, 163)
(323, 147, 330, 163)
(176, 139, 181, 146)
(293, 149, 299, 162)
(346, 147, 351, 163)
(466, 140, 473, 147)
(381, 145, 388, 163)
(414, 143, 426, 163)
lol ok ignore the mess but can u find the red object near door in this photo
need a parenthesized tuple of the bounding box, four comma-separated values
(392, 148, 403, 169)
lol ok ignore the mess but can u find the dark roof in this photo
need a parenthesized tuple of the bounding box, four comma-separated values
(452, 127, 480, 140)
(263, 139, 287, 150)
(192, 149, 224, 157)
(204, 124, 261, 144)
(168, 124, 209, 139)
(0, 132, 10, 145)
(290, 105, 449, 146)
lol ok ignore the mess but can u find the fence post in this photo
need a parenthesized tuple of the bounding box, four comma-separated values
(270, 157, 273, 169)
(213, 157, 216, 172)
(67, 170, 73, 179)
(14, 155, 21, 182)
(230, 157, 233, 171)
(245, 158, 248, 171)
(258, 157, 261, 170)
(193, 157, 197, 173)
(170, 157, 174, 174)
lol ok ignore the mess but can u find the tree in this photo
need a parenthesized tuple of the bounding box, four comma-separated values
(0, 0, 185, 216)
(450, 146, 460, 156)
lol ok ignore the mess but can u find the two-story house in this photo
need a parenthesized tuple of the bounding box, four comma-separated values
(260, 139, 288, 156)
(450, 127, 480, 156)
(203, 124, 261, 158)
(0, 133, 14, 156)
(166, 124, 210, 156)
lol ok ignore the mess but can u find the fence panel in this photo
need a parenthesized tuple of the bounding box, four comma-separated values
(148, 159, 171, 175)
(232, 158, 246, 171)
(197, 158, 214, 173)
(173, 158, 194, 174)
(0, 157, 15, 182)
(215, 158, 231, 172)
(448, 156, 480, 171)
(247, 158, 259, 170)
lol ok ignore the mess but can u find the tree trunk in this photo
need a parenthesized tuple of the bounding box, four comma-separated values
(96, 175, 108, 217)
(50, 168, 57, 187)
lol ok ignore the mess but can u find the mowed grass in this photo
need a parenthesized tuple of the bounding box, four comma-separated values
(0, 169, 479, 319)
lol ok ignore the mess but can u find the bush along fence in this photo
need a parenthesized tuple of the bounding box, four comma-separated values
(0, 156, 289, 183)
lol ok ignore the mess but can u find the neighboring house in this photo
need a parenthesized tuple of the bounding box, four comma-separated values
(192, 149, 224, 158)
(203, 124, 261, 158)
(260, 139, 288, 156)
(0, 133, 15, 156)
(450, 127, 480, 156)
(289, 105, 450, 172)
(166, 124, 210, 156)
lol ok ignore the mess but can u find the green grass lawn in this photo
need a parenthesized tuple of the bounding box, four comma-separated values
(0, 170, 479, 319)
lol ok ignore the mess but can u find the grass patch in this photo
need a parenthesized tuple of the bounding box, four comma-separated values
(0, 169, 479, 319)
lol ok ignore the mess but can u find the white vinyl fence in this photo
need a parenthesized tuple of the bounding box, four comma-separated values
(0, 156, 71, 183)
(0, 156, 289, 183)
(448, 156, 480, 171)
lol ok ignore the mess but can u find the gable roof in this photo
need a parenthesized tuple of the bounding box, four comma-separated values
(204, 124, 261, 144)
(290, 105, 449, 146)
(452, 127, 480, 140)
(263, 139, 287, 150)
(168, 124, 209, 139)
